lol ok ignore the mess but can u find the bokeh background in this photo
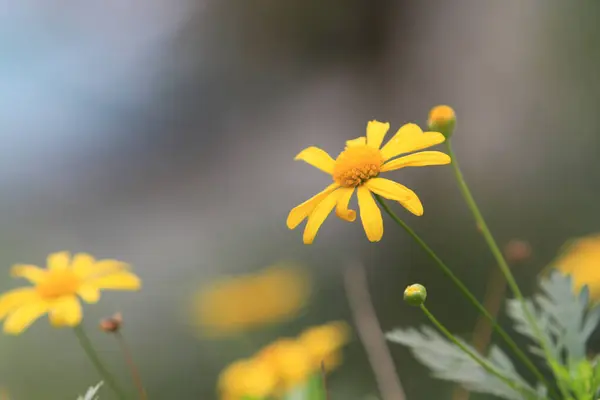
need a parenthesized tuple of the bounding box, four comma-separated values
(1, 1, 599, 399)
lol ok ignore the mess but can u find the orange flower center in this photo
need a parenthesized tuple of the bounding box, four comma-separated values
(35, 270, 80, 299)
(332, 145, 384, 188)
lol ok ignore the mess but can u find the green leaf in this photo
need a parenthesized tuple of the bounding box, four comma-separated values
(506, 271, 600, 363)
(76, 382, 103, 400)
(387, 326, 540, 400)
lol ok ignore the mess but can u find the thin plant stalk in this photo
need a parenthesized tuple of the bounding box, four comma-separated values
(374, 195, 551, 394)
(73, 325, 128, 400)
(419, 304, 536, 399)
(115, 332, 147, 400)
(444, 141, 561, 381)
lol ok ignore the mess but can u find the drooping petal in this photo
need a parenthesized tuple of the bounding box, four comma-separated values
(294, 147, 335, 175)
(303, 191, 342, 244)
(3, 300, 50, 334)
(0, 288, 38, 319)
(345, 137, 366, 148)
(287, 183, 339, 229)
(366, 121, 390, 149)
(380, 123, 445, 160)
(381, 151, 451, 172)
(356, 186, 383, 242)
(47, 251, 71, 271)
(89, 271, 141, 291)
(77, 284, 101, 303)
(10, 265, 47, 284)
(366, 178, 423, 216)
(335, 187, 356, 222)
(49, 296, 82, 327)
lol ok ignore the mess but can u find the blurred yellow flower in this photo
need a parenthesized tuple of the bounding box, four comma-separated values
(194, 264, 310, 336)
(287, 121, 450, 244)
(0, 252, 141, 335)
(257, 338, 313, 389)
(218, 358, 278, 400)
(298, 321, 351, 372)
(553, 234, 600, 301)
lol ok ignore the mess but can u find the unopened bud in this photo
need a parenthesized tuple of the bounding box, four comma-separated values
(504, 240, 532, 264)
(99, 312, 123, 333)
(404, 284, 427, 306)
(428, 105, 456, 139)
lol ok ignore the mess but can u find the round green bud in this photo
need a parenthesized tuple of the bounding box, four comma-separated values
(403, 283, 427, 306)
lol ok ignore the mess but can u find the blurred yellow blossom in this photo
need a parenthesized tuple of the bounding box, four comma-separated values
(288, 121, 450, 244)
(0, 252, 141, 335)
(553, 234, 600, 301)
(297, 321, 351, 372)
(194, 264, 310, 336)
(257, 338, 313, 390)
(427, 105, 456, 139)
(218, 358, 278, 400)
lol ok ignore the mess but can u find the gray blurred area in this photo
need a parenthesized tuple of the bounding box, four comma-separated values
(1, 1, 599, 399)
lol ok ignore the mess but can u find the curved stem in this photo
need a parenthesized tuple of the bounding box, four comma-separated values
(74, 326, 128, 400)
(374, 195, 551, 394)
(420, 305, 536, 399)
(445, 141, 561, 386)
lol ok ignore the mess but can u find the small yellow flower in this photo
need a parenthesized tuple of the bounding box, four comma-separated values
(194, 264, 310, 336)
(297, 321, 350, 372)
(288, 121, 450, 243)
(0, 251, 141, 335)
(257, 338, 313, 389)
(218, 358, 278, 400)
(553, 234, 600, 301)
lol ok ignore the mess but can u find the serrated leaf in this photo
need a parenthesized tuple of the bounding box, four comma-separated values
(77, 382, 103, 400)
(387, 326, 538, 400)
(506, 271, 600, 363)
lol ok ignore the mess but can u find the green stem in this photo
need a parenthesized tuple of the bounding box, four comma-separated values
(374, 195, 551, 393)
(419, 304, 536, 399)
(445, 141, 561, 382)
(74, 325, 128, 400)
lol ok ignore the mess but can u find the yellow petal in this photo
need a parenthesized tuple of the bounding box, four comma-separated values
(346, 137, 366, 148)
(303, 190, 342, 244)
(294, 147, 335, 175)
(75, 257, 130, 280)
(366, 120, 390, 149)
(287, 183, 339, 229)
(89, 271, 141, 291)
(366, 178, 423, 216)
(3, 300, 49, 334)
(49, 296, 82, 327)
(356, 186, 383, 242)
(335, 187, 356, 222)
(380, 123, 445, 160)
(77, 284, 101, 303)
(381, 151, 451, 172)
(10, 265, 47, 283)
(70, 253, 96, 276)
(47, 251, 71, 271)
(0, 288, 38, 319)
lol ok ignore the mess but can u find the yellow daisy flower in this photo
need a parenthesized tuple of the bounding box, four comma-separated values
(287, 121, 450, 243)
(297, 321, 350, 372)
(553, 234, 600, 301)
(0, 251, 141, 335)
(193, 264, 310, 337)
(218, 358, 278, 400)
(257, 338, 313, 390)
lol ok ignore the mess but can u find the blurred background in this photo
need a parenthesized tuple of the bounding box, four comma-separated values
(1, 0, 599, 399)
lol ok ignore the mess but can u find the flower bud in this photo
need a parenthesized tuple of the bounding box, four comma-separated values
(428, 105, 456, 139)
(504, 240, 532, 264)
(403, 284, 427, 306)
(99, 312, 123, 333)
